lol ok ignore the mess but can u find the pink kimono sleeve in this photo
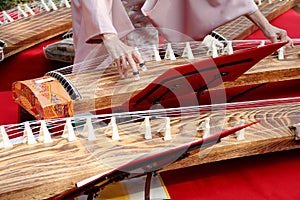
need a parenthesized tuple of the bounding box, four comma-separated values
(142, 0, 258, 42)
(81, 0, 134, 43)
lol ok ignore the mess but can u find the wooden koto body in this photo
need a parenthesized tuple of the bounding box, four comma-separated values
(223, 44, 300, 88)
(12, 42, 287, 120)
(0, 5, 72, 59)
(0, 97, 299, 199)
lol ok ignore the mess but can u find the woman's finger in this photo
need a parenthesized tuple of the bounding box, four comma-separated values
(126, 53, 140, 80)
(114, 59, 125, 79)
(120, 55, 128, 78)
(132, 50, 147, 71)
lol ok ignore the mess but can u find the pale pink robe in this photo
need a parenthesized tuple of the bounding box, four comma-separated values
(142, 0, 258, 42)
(71, 0, 258, 67)
(71, 0, 134, 69)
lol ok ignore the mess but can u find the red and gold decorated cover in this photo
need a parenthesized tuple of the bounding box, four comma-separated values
(12, 76, 73, 119)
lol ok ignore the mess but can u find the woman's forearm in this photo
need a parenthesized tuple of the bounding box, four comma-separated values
(246, 9, 272, 35)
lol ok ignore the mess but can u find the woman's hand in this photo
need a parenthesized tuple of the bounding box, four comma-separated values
(261, 24, 294, 47)
(101, 33, 144, 79)
(246, 10, 293, 47)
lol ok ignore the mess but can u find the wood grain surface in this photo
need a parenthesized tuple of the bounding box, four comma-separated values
(67, 45, 300, 115)
(1, 99, 300, 199)
(224, 45, 300, 88)
(0, 7, 72, 58)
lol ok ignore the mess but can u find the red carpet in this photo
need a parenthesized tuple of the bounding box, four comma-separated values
(0, 91, 19, 124)
(0, 37, 66, 92)
(161, 149, 300, 200)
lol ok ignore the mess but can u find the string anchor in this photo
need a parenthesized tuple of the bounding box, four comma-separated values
(258, 40, 266, 48)
(164, 43, 176, 60)
(2, 11, 14, 24)
(24, 4, 35, 16)
(182, 42, 194, 60)
(257, 0, 262, 6)
(291, 123, 300, 140)
(278, 47, 285, 60)
(47, 0, 58, 11)
(197, 118, 211, 139)
(105, 116, 120, 141)
(60, 0, 71, 8)
(0, 40, 6, 62)
(0, 126, 13, 149)
(82, 116, 96, 141)
(156, 117, 172, 141)
(141, 116, 152, 140)
(38, 120, 53, 143)
(23, 121, 37, 145)
(62, 118, 77, 141)
(17, 5, 28, 19)
(224, 41, 233, 55)
(151, 44, 161, 61)
(235, 120, 246, 141)
(163, 117, 172, 141)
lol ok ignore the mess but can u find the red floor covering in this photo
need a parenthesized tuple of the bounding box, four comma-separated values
(160, 9, 300, 200)
(0, 8, 299, 200)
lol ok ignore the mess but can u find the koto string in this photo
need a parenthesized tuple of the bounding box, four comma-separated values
(4, 95, 300, 138)
(0, 112, 298, 185)
(57, 38, 300, 77)
(2, 0, 300, 184)
(52, 40, 286, 98)
(1, 99, 298, 175)
(2, 4, 71, 41)
(0, 115, 298, 185)
(3, 13, 71, 43)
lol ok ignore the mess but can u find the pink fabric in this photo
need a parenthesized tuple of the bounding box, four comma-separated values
(71, 0, 258, 63)
(142, 0, 258, 42)
(71, 0, 134, 64)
